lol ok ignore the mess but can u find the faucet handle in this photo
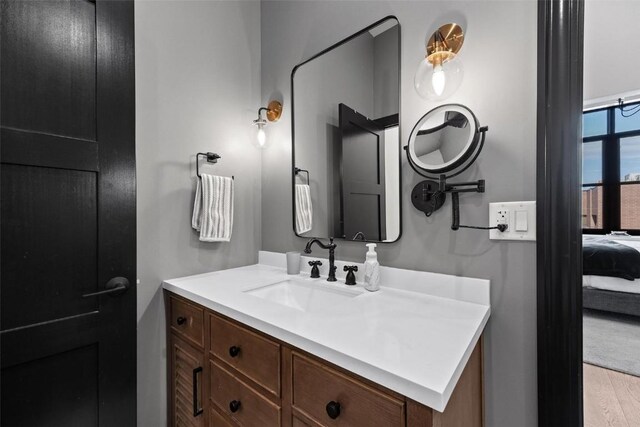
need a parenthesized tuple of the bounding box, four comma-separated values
(343, 265, 358, 286)
(309, 260, 322, 278)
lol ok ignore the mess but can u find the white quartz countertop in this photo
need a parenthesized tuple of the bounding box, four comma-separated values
(163, 252, 490, 412)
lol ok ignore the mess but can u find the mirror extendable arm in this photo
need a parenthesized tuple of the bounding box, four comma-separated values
(441, 175, 485, 193)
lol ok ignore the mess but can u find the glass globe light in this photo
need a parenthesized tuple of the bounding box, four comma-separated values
(256, 126, 266, 147)
(414, 53, 464, 100)
(253, 117, 267, 148)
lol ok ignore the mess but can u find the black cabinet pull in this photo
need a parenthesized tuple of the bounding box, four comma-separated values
(228, 345, 241, 358)
(326, 401, 341, 419)
(229, 400, 241, 413)
(192, 367, 203, 417)
(176, 316, 187, 325)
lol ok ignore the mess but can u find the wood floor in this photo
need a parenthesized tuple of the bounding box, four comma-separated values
(584, 363, 640, 427)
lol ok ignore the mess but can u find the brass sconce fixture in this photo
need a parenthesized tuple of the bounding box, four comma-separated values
(414, 23, 465, 100)
(253, 100, 283, 148)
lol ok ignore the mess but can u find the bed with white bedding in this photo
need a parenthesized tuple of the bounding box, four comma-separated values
(583, 236, 640, 316)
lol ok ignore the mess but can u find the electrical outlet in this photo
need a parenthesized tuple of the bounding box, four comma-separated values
(496, 209, 509, 226)
(489, 202, 536, 241)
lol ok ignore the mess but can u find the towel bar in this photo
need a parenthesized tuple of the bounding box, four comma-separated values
(294, 167, 309, 185)
(196, 152, 234, 180)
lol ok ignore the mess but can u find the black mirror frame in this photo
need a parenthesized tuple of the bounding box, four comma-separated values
(289, 15, 402, 244)
(405, 103, 481, 178)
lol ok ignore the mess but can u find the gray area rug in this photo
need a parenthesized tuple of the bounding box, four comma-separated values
(583, 309, 640, 377)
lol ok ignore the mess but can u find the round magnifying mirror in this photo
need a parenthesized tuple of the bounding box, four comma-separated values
(406, 104, 482, 177)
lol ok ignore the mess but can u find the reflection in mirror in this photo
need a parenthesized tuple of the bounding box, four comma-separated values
(407, 105, 479, 175)
(292, 17, 401, 242)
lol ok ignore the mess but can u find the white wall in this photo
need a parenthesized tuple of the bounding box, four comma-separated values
(135, 1, 261, 425)
(260, 2, 538, 426)
(584, 0, 640, 102)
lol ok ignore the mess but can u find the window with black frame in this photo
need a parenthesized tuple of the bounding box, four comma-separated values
(582, 100, 640, 233)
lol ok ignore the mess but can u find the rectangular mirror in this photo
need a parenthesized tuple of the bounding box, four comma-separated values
(291, 16, 401, 243)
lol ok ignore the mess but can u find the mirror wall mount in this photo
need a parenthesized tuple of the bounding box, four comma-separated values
(405, 104, 506, 232)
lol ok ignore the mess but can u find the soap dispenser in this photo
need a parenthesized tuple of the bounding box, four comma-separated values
(364, 243, 380, 292)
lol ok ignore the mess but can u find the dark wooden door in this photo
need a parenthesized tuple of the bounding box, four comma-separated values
(339, 104, 386, 241)
(0, 1, 136, 426)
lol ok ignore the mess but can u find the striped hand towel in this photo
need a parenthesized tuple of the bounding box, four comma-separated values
(295, 184, 312, 234)
(192, 174, 234, 242)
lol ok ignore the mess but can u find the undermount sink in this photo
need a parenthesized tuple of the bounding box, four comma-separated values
(244, 279, 363, 312)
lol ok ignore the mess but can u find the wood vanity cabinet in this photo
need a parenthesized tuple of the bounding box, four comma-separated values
(165, 291, 484, 427)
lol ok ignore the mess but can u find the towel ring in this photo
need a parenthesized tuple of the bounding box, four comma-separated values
(196, 152, 234, 180)
(294, 167, 309, 185)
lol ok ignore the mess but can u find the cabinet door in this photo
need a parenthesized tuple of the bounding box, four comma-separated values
(170, 334, 206, 427)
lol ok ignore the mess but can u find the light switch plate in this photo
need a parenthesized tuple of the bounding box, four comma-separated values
(489, 201, 536, 241)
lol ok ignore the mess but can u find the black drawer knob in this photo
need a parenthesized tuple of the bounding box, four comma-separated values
(176, 316, 187, 325)
(326, 401, 341, 419)
(228, 346, 241, 358)
(229, 400, 241, 413)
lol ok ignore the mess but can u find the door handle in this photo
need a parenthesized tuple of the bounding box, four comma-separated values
(83, 277, 130, 298)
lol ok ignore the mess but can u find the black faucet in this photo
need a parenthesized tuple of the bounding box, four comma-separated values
(352, 231, 366, 241)
(304, 238, 337, 282)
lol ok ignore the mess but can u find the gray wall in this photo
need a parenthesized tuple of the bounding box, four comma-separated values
(373, 27, 400, 119)
(135, 1, 261, 425)
(260, 2, 538, 426)
(584, 0, 640, 101)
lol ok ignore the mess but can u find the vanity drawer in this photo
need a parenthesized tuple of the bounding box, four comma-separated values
(209, 407, 235, 427)
(292, 353, 405, 427)
(210, 314, 280, 397)
(170, 296, 205, 348)
(210, 360, 281, 427)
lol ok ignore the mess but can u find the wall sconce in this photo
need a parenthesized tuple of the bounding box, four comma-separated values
(253, 100, 283, 148)
(414, 23, 464, 100)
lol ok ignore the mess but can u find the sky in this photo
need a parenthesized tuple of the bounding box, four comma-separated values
(582, 137, 640, 183)
(621, 137, 640, 180)
(582, 110, 640, 184)
(583, 141, 602, 184)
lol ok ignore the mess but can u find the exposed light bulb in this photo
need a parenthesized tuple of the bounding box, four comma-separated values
(431, 64, 446, 96)
(256, 127, 266, 147)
